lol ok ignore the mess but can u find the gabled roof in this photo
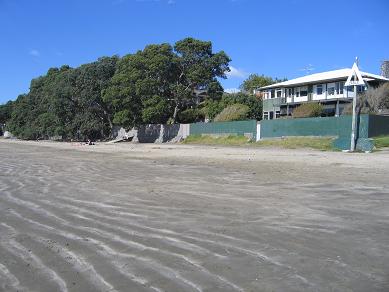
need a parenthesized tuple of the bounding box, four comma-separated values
(259, 68, 389, 90)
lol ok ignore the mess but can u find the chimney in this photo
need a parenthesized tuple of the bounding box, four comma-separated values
(381, 60, 389, 79)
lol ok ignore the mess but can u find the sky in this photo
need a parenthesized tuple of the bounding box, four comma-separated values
(1, 0, 389, 103)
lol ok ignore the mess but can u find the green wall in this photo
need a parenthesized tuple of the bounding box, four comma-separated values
(260, 115, 369, 139)
(260, 114, 375, 151)
(188, 115, 389, 151)
(368, 115, 389, 137)
(190, 120, 257, 138)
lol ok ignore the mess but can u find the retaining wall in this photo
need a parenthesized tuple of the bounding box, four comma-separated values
(113, 124, 189, 143)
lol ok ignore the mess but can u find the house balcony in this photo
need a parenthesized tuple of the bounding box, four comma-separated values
(281, 93, 355, 105)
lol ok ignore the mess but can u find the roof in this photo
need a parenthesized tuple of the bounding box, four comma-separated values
(259, 68, 389, 90)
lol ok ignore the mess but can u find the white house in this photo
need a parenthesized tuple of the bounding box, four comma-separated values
(256, 68, 389, 120)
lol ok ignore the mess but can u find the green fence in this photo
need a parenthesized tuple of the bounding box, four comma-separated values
(188, 115, 389, 151)
(368, 115, 389, 137)
(260, 114, 389, 151)
(190, 120, 257, 138)
(260, 115, 369, 139)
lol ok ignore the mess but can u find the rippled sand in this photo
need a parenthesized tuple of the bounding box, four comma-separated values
(0, 140, 388, 291)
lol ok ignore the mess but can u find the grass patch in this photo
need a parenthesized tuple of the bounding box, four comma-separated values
(372, 136, 389, 148)
(183, 134, 251, 146)
(183, 135, 336, 151)
(255, 137, 335, 151)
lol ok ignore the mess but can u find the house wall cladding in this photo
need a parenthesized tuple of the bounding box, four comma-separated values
(190, 120, 257, 138)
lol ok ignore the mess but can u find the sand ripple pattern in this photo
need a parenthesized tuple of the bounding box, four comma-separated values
(0, 142, 388, 292)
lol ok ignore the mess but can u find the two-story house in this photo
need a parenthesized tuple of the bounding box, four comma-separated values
(256, 68, 389, 120)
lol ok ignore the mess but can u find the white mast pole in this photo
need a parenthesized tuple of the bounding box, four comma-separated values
(350, 57, 359, 152)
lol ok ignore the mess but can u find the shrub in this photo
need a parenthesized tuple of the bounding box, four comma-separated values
(177, 108, 204, 123)
(213, 104, 249, 122)
(292, 103, 323, 118)
(201, 100, 224, 120)
(342, 83, 389, 115)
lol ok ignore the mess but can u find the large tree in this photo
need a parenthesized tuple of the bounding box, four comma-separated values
(103, 37, 231, 128)
(0, 100, 14, 124)
(103, 44, 176, 128)
(5, 37, 232, 139)
(7, 58, 118, 140)
(72, 56, 119, 138)
(171, 38, 230, 121)
(240, 74, 285, 94)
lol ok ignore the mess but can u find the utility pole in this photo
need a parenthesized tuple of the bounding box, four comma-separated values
(345, 57, 365, 152)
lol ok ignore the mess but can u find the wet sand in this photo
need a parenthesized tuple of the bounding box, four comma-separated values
(0, 140, 388, 291)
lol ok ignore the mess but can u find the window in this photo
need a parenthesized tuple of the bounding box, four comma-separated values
(336, 82, 344, 94)
(316, 85, 323, 95)
(300, 86, 308, 96)
(295, 88, 300, 97)
(328, 87, 335, 95)
(357, 85, 365, 92)
(271, 90, 275, 99)
(264, 112, 269, 120)
(276, 90, 282, 98)
(285, 88, 293, 97)
(275, 111, 280, 119)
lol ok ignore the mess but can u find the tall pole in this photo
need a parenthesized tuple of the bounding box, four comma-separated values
(350, 57, 360, 152)
(350, 85, 357, 151)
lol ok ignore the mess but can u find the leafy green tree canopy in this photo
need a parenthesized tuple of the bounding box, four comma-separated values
(240, 74, 286, 94)
(4, 37, 233, 139)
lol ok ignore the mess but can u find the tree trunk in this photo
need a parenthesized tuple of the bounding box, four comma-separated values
(172, 104, 179, 123)
(97, 102, 114, 138)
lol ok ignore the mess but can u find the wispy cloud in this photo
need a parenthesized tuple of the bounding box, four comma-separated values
(226, 66, 248, 79)
(29, 49, 40, 57)
(299, 64, 315, 75)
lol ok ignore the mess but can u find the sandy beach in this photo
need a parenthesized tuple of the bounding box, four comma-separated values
(0, 139, 388, 291)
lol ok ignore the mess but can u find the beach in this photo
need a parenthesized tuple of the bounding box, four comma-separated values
(0, 139, 388, 291)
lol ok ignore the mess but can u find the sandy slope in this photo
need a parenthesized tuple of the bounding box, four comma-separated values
(0, 140, 388, 291)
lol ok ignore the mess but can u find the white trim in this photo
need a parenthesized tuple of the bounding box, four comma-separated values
(259, 68, 388, 90)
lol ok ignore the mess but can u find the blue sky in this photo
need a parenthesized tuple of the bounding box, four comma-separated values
(1, 0, 388, 103)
